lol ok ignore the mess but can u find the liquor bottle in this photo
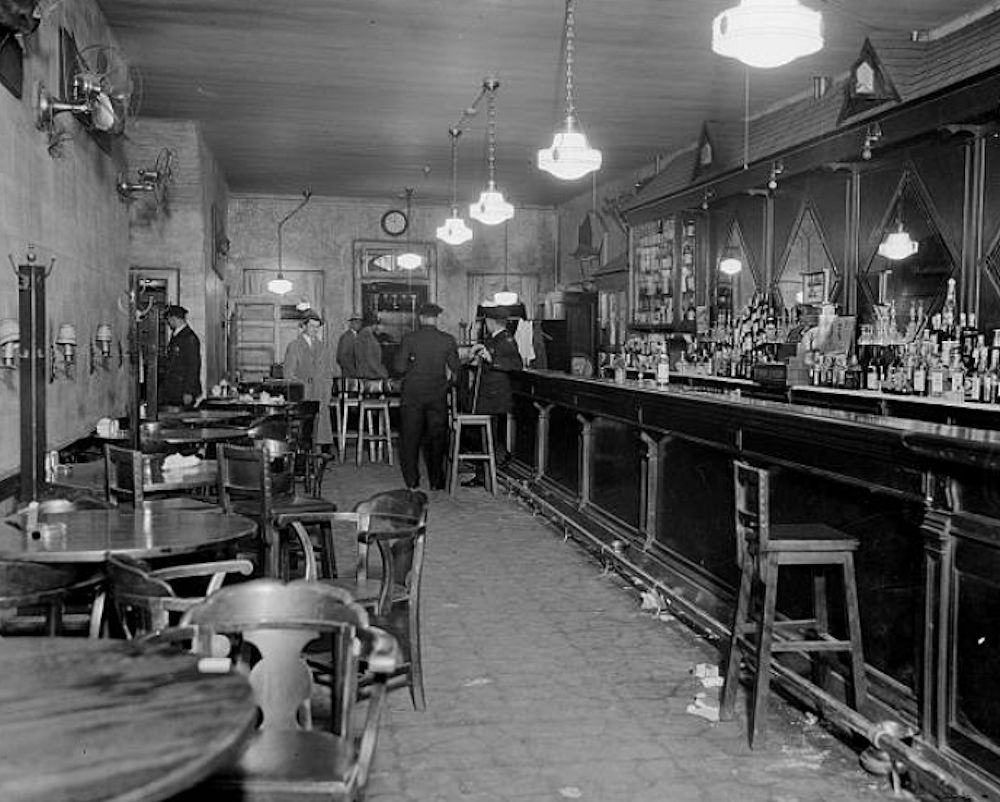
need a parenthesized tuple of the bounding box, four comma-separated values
(912, 351, 927, 396)
(928, 356, 945, 397)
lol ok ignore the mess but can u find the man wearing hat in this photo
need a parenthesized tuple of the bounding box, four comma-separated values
(336, 311, 365, 378)
(394, 302, 459, 490)
(159, 304, 201, 409)
(283, 310, 337, 448)
(464, 306, 523, 487)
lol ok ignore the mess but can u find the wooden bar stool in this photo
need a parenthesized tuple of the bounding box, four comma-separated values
(357, 379, 394, 465)
(719, 459, 868, 748)
(336, 377, 363, 463)
(446, 414, 496, 495)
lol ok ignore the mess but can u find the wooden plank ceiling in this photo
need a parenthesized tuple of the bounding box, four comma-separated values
(93, 0, 988, 208)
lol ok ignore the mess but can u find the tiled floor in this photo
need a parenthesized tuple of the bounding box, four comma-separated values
(322, 461, 899, 802)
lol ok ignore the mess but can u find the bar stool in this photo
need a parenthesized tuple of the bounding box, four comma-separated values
(719, 459, 868, 748)
(357, 379, 394, 465)
(337, 377, 363, 463)
(446, 414, 496, 495)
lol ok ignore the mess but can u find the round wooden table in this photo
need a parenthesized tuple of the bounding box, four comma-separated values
(0, 508, 257, 563)
(0, 637, 256, 802)
(160, 409, 254, 426)
(143, 425, 250, 445)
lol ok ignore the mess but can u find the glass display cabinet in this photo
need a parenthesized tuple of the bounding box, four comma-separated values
(631, 216, 698, 332)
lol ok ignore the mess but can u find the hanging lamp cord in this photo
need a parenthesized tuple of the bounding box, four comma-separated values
(564, 0, 576, 120)
(448, 127, 461, 212)
(486, 84, 498, 189)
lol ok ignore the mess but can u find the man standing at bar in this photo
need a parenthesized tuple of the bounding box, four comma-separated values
(463, 306, 523, 488)
(356, 313, 389, 380)
(394, 302, 459, 490)
(284, 310, 336, 450)
(336, 311, 364, 378)
(159, 305, 201, 409)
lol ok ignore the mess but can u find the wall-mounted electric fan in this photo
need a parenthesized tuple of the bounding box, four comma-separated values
(117, 147, 176, 205)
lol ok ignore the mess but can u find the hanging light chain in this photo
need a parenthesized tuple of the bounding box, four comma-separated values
(486, 83, 498, 188)
(564, 0, 576, 119)
(448, 127, 461, 210)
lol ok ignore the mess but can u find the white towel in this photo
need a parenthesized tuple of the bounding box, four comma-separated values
(514, 319, 535, 365)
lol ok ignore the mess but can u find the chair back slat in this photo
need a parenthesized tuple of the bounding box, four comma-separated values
(104, 444, 146, 506)
(733, 459, 769, 568)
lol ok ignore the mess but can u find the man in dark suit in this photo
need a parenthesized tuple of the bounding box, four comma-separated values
(394, 303, 460, 490)
(159, 304, 202, 409)
(463, 306, 523, 487)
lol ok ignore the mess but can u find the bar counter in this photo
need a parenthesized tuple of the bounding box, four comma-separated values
(507, 368, 1000, 799)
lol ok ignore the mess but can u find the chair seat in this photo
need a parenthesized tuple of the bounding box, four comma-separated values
(270, 495, 338, 517)
(766, 523, 858, 552)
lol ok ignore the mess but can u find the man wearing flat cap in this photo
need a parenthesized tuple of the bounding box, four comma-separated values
(464, 306, 523, 487)
(284, 310, 337, 448)
(394, 302, 459, 490)
(159, 304, 201, 409)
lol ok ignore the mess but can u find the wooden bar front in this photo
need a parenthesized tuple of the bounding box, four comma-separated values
(510, 368, 1000, 800)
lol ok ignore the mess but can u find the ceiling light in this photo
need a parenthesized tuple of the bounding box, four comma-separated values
(493, 290, 519, 305)
(719, 251, 743, 275)
(437, 127, 474, 245)
(538, 0, 602, 181)
(470, 78, 514, 226)
(269, 189, 312, 296)
(878, 222, 919, 261)
(712, 0, 823, 69)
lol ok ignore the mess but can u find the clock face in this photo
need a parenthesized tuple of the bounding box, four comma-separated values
(380, 209, 409, 237)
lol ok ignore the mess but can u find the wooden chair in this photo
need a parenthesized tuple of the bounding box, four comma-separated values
(287, 400, 332, 496)
(161, 579, 400, 802)
(0, 560, 102, 636)
(103, 444, 215, 510)
(218, 443, 338, 580)
(103, 553, 254, 638)
(719, 459, 868, 747)
(290, 488, 430, 711)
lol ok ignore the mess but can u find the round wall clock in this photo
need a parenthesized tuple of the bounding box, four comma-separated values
(380, 209, 409, 237)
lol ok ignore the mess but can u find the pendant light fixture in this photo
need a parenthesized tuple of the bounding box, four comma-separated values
(397, 188, 424, 270)
(469, 77, 514, 226)
(878, 221, 919, 261)
(437, 127, 474, 245)
(712, 0, 823, 70)
(719, 246, 743, 276)
(268, 189, 312, 295)
(537, 0, 602, 181)
(493, 221, 518, 306)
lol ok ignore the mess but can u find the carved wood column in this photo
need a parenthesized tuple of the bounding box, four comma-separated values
(640, 430, 671, 550)
(576, 413, 592, 510)
(18, 258, 47, 502)
(532, 401, 552, 481)
(920, 470, 957, 746)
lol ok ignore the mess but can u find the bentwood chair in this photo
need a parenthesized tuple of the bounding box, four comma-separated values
(160, 579, 400, 802)
(218, 443, 338, 580)
(102, 553, 254, 638)
(291, 488, 430, 710)
(719, 459, 868, 748)
(286, 399, 333, 496)
(0, 560, 102, 637)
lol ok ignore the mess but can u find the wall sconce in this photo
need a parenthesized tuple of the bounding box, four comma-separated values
(0, 318, 18, 369)
(90, 322, 114, 373)
(861, 123, 882, 161)
(701, 189, 715, 210)
(50, 323, 77, 381)
(767, 160, 784, 191)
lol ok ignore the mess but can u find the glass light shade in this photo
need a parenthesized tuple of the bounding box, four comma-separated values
(396, 252, 424, 271)
(437, 212, 474, 245)
(0, 318, 19, 347)
(719, 256, 743, 276)
(470, 187, 514, 226)
(493, 290, 519, 305)
(267, 276, 293, 295)
(55, 323, 77, 346)
(878, 227, 919, 261)
(712, 0, 823, 69)
(537, 127, 602, 180)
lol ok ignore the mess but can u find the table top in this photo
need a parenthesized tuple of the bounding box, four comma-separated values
(50, 459, 219, 496)
(160, 409, 254, 425)
(144, 425, 250, 445)
(0, 508, 257, 563)
(0, 637, 256, 802)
